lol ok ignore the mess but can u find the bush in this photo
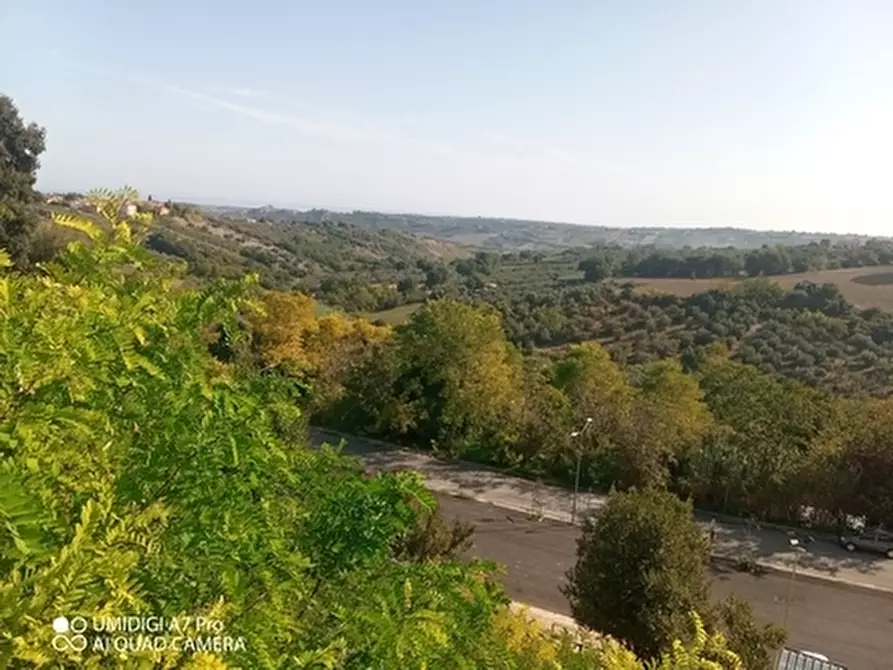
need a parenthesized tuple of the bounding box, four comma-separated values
(562, 488, 710, 659)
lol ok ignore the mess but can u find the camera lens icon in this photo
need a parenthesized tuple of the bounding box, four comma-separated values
(51, 616, 89, 653)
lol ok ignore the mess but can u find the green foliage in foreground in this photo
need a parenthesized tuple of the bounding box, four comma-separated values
(0, 190, 742, 668)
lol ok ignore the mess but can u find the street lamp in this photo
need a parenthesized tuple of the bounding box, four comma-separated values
(781, 535, 816, 628)
(776, 535, 810, 668)
(782, 538, 806, 629)
(569, 417, 593, 525)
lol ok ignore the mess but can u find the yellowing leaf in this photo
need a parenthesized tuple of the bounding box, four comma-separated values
(132, 325, 147, 346)
(51, 212, 104, 241)
(0, 278, 9, 310)
(123, 352, 165, 378)
(113, 221, 133, 244)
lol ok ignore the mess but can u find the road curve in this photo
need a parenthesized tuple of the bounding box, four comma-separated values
(435, 493, 893, 670)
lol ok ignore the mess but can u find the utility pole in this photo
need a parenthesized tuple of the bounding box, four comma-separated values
(569, 417, 593, 525)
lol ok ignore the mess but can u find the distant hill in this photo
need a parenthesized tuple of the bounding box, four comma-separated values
(201, 205, 886, 252)
(145, 208, 465, 292)
(40, 197, 466, 306)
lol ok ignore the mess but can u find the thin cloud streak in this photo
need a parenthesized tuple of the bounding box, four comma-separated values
(49, 53, 603, 178)
(226, 87, 268, 99)
(162, 84, 398, 146)
(161, 83, 592, 174)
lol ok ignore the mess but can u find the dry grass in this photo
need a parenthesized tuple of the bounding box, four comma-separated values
(417, 236, 471, 261)
(628, 265, 893, 310)
(365, 302, 423, 325)
(450, 233, 495, 246)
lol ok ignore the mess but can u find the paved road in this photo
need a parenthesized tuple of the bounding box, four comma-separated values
(311, 427, 893, 595)
(435, 493, 893, 670)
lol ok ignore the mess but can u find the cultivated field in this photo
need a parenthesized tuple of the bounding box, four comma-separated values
(629, 265, 893, 310)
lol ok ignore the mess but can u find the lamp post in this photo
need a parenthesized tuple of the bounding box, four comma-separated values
(781, 538, 807, 630)
(776, 535, 810, 668)
(570, 417, 593, 525)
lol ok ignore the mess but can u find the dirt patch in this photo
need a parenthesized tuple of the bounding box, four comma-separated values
(851, 271, 893, 287)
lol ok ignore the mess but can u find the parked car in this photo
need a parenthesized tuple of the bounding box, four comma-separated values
(838, 526, 893, 558)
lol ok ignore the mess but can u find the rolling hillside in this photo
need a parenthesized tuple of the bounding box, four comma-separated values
(202, 205, 887, 252)
(147, 208, 465, 290)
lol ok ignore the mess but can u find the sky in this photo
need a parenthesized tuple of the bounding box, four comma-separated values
(4, 1, 893, 235)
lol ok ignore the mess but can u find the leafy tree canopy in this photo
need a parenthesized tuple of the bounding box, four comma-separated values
(0, 94, 47, 263)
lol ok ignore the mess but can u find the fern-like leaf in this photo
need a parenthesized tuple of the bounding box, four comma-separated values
(51, 213, 103, 242)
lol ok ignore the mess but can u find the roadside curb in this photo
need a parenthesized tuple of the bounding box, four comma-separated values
(313, 427, 893, 598)
(709, 555, 893, 597)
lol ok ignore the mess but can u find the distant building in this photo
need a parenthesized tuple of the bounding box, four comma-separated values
(124, 203, 138, 218)
(141, 199, 170, 216)
(73, 197, 94, 212)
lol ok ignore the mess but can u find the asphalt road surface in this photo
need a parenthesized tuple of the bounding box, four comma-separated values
(435, 493, 893, 670)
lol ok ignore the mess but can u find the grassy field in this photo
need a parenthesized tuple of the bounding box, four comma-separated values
(628, 265, 893, 310)
(365, 303, 423, 325)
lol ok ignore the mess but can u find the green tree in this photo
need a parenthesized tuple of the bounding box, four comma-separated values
(391, 496, 475, 563)
(553, 343, 635, 488)
(562, 488, 710, 660)
(0, 94, 47, 264)
(622, 360, 713, 489)
(579, 254, 615, 282)
(513, 359, 576, 475)
(816, 397, 893, 527)
(390, 300, 524, 453)
(695, 355, 833, 520)
(420, 260, 450, 287)
(554, 342, 633, 433)
(744, 246, 792, 277)
(706, 596, 786, 670)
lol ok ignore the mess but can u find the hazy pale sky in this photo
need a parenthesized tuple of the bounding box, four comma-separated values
(5, 1, 893, 235)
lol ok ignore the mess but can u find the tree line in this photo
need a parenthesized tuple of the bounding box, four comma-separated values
(577, 239, 893, 281)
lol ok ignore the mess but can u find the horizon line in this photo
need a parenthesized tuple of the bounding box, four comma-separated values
(41, 188, 887, 240)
